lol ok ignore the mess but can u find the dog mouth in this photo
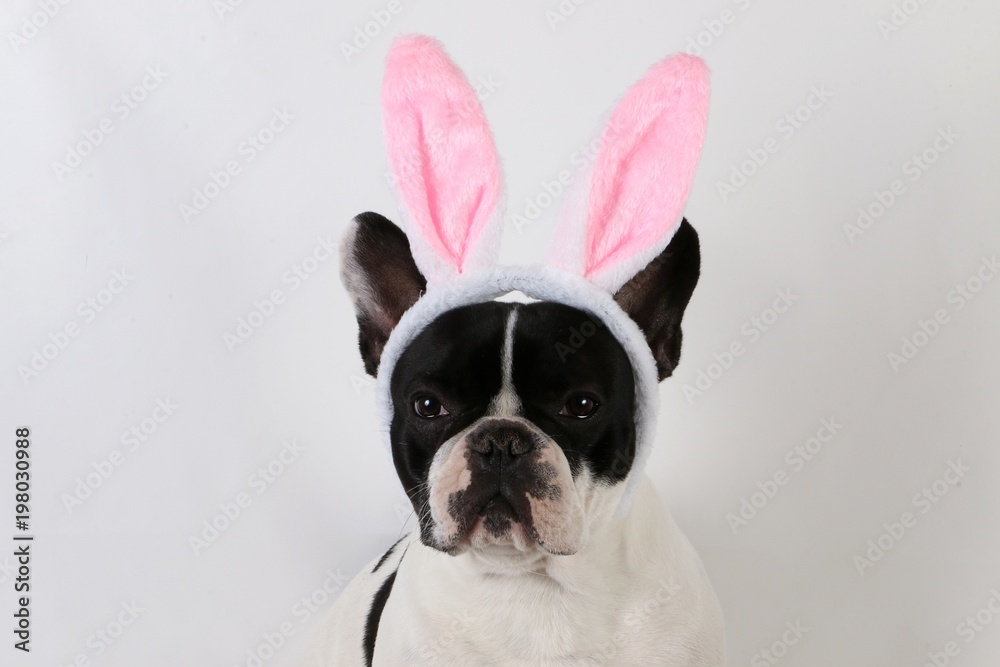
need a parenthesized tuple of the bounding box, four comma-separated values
(478, 494, 518, 525)
(471, 491, 523, 532)
(463, 492, 531, 539)
(461, 493, 542, 553)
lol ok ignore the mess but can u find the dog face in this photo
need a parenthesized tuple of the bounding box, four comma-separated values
(341, 212, 700, 559)
(390, 301, 635, 556)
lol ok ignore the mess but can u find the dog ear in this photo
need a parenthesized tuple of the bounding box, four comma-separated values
(613, 218, 700, 380)
(341, 211, 427, 376)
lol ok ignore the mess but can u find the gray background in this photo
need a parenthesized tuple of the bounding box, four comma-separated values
(2, 0, 998, 665)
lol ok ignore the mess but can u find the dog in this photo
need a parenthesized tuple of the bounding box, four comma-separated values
(303, 36, 724, 666)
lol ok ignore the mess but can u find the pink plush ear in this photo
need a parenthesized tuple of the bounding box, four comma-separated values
(551, 54, 710, 293)
(382, 36, 504, 286)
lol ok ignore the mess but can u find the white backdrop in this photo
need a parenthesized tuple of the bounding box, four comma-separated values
(2, 1, 999, 665)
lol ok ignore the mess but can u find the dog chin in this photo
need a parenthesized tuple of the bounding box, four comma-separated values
(467, 513, 538, 553)
(444, 519, 582, 560)
(433, 505, 540, 557)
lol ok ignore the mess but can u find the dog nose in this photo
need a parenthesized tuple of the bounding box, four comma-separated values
(468, 422, 536, 459)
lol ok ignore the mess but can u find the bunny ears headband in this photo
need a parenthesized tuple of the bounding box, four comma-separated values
(371, 35, 710, 515)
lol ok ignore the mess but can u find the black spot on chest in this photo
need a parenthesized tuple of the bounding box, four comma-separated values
(363, 567, 399, 666)
(371, 536, 406, 573)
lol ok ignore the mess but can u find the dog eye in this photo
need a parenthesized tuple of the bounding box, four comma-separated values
(414, 395, 449, 419)
(560, 395, 599, 419)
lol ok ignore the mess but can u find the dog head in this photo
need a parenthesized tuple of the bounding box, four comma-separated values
(339, 36, 708, 561)
(341, 213, 699, 557)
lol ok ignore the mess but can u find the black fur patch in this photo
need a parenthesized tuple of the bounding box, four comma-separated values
(363, 568, 398, 666)
(371, 536, 406, 573)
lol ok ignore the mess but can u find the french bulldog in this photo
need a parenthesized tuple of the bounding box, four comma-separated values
(303, 36, 724, 666)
